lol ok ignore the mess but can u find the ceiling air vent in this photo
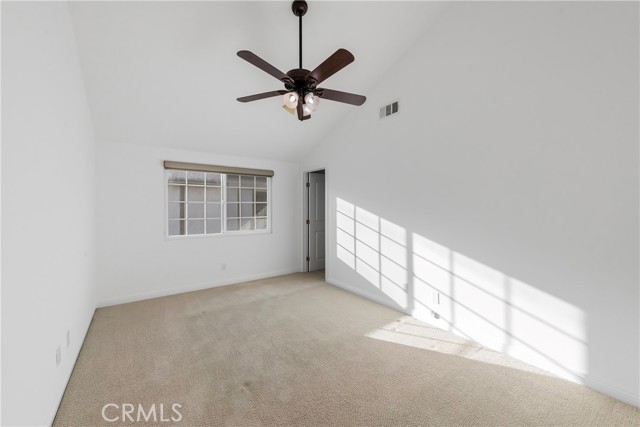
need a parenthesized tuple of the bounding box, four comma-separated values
(379, 101, 399, 119)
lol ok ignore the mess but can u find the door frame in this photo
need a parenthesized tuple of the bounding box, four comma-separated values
(302, 167, 327, 272)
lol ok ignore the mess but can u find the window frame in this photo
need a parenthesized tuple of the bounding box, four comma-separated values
(164, 170, 272, 239)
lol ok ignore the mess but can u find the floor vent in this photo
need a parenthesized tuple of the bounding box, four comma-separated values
(380, 101, 399, 119)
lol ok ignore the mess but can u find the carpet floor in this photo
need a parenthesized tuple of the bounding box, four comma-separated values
(54, 272, 639, 426)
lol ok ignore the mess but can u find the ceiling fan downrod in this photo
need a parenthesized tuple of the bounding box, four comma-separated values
(292, 1, 308, 70)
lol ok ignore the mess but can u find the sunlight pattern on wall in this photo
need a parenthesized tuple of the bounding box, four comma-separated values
(336, 198, 409, 309)
(336, 197, 588, 382)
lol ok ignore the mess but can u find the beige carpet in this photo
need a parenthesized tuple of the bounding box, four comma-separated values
(54, 272, 639, 426)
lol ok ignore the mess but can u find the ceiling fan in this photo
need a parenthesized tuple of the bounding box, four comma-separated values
(236, 0, 366, 121)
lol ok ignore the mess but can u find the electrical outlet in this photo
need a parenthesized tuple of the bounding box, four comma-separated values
(221, 263, 226, 271)
(56, 346, 61, 367)
(66, 329, 70, 348)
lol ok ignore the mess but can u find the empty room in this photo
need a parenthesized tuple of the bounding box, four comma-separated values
(1, 1, 639, 426)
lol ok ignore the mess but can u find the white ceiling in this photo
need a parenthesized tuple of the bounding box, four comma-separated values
(69, 1, 446, 161)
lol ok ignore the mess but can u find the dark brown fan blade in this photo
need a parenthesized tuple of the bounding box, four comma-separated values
(307, 49, 354, 85)
(237, 50, 293, 84)
(237, 90, 286, 103)
(316, 88, 366, 106)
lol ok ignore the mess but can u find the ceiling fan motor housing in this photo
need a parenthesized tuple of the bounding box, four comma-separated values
(284, 68, 317, 95)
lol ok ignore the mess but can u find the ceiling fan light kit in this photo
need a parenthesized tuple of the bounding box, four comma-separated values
(236, 0, 366, 121)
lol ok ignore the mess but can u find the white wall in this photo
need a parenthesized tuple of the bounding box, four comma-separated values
(302, 2, 639, 406)
(1, 2, 97, 425)
(96, 142, 301, 306)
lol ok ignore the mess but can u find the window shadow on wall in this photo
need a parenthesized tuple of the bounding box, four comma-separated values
(335, 197, 588, 382)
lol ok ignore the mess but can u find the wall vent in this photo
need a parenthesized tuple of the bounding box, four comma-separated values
(379, 101, 399, 118)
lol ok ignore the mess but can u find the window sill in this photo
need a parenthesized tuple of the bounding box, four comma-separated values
(164, 229, 272, 241)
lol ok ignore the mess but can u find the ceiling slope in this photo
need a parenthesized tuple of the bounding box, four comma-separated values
(69, 1, 445, 161)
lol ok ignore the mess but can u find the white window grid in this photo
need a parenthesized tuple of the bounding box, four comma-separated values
(166, 170, 271, 237)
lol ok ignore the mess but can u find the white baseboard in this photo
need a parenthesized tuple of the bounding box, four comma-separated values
(326, 276, 408, 314)
(97, 269, 300, 308)
(325, 276, 640, 409)
(583, 377, 640, 408)
(49, 307, 95, 426)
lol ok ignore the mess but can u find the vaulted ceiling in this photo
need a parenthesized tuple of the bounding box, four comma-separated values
(69, 1, 446, 161)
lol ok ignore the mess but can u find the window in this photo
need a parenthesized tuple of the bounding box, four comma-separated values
(166, 167, 271, 237)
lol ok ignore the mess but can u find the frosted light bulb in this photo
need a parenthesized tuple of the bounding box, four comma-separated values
(304, 93, 319, 111)
(283, 92, 299, 109)
(303, 104, 313, 115)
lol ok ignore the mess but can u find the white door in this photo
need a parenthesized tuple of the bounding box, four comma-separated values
(308, 172, 325, 271)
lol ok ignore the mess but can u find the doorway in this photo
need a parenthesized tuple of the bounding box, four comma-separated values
(305, 169, 325, 272)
